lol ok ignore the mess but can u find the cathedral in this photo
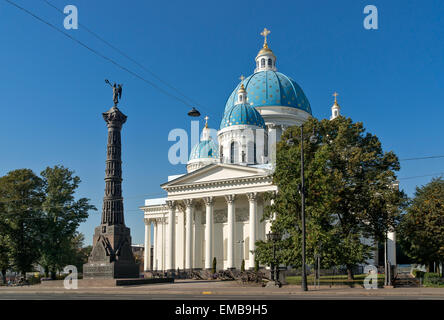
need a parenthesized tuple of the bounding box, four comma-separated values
(140, 29, 396, 273)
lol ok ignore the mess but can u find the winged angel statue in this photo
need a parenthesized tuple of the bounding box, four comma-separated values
(105, 79, 123, 106)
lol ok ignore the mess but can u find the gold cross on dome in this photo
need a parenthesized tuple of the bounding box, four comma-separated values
(333, 92, 339, 102)
(260, 28, 271, 46)
(239, 75, 245, 81)
(204, 115, 209, 128)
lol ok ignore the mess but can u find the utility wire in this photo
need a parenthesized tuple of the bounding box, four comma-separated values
(398, 172, 444, 181)
(4, 0, 206, 113)
(0, 191, 166, 204)
(399, 155, 444, 161)
(42, 0, 204, 110)
(4, 0, 241, 129)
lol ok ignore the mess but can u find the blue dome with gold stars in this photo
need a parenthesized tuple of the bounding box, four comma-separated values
(220, 103, 266, 130)
(224, 71, 312, 114)
(189, 139, 219, 161)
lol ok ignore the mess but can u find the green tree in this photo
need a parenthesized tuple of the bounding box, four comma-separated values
(0, 234, 11, 284)
(399, 177, 444, 277)
(212, 257, 217, 274)
(39, 166, 96, 279)
(255, 117, 406, 279)
(0, 169, 45, 278)
(254, 259, 259, 272)
(67, 233, 92, 273)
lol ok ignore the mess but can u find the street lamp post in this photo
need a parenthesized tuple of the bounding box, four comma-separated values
(299, 124, 308, 292)
(286, 124, 317, 292)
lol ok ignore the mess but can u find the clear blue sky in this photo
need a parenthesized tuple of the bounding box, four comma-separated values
(1, 0, 443, 245)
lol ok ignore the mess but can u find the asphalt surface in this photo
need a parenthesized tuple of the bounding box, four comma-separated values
(1, 292, 444, 300)
(1, 280, 444, 300)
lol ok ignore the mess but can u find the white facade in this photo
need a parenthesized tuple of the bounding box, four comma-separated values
(141, 30, 396, 272)
(141, 164, 277, 271)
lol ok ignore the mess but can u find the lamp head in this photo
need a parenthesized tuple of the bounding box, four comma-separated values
(187, 107, 201, 117)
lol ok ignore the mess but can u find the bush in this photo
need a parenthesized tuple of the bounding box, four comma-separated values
(27, 276, 41, 285)
(212, 257, 217, 274)
(424, 272, 444, 286)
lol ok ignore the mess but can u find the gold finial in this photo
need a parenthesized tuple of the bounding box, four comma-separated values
(333, 92, 339, 104)
(239, 75, 246, 90)
(204, 115, 209, 128)
(260, 28, 271, 48)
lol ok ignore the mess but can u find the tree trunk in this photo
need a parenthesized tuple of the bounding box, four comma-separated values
(50, 269, 56, 280)
(1, 269, 6, 284)
(43, 266, 49, 278)
(347, 267, 354, 280)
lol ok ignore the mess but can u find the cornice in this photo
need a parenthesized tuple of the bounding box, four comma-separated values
(163, 174, 273, 193)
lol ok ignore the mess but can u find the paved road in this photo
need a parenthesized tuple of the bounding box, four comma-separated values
(0, 292, 444, 301)
(1, 280, 444, 300)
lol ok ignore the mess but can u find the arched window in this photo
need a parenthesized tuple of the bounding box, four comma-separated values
(268, 58, 272, 66)
(239, 95, 243, 102)
(220, 146, 224, 162)
(261, 58, 265, 67)
(230, 142, 237, 164)
(254, 142, 257, 163)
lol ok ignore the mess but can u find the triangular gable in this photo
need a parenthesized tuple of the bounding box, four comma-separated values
(161, 163, 270, 188)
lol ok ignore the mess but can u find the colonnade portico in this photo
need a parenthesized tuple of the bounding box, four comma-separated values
(141, 163, 277, 273)
(142, 190, 275, 272)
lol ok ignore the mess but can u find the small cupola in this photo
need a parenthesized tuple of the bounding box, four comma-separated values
(330, 92, 341, 120)
(187, 116, 219, 173)
(255, 28, 277, 73)
(237, 75, 247, 104)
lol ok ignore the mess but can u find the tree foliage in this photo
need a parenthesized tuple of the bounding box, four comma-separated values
(0, 166, 95, 279)
(255, 117, 406, 278)
(39, 165, 96, 279)
(399, 177, 444, 274)
(0, 169, 45, 278)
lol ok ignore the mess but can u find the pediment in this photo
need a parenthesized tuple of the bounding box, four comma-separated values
(161, 164, 270, 188)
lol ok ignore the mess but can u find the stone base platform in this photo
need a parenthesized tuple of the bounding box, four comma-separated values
(40, 277, 174, 288)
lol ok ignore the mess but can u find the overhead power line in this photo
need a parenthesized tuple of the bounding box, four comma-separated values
(42, 0, 204, 110)
(4, 0, 218, 124)
(399, 155, 444, 161)
(398, 172, 444, 181)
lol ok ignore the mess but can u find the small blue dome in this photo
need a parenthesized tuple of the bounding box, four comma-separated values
(220, 103, 266, 130)
(224, 71, 312, 114)
(189, 139, 219, 161)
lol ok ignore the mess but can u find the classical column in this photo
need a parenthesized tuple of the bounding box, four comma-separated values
(83, 104, 139, 279)
(153, 220, 158, 271)
(166, 200, 176, 272)
(387, 231, 396, 266)
(101, 107, 127, 226)
(144, 219, 151, 271)
(225, 195, 236, 270)
(193, 209, 202, 269)
(184, 199, 194, 270)
(247, 192, 258, 269)
(203, 197, 214, 270)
